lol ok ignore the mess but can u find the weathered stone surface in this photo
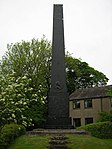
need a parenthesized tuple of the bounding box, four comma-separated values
(27, 129, 88, 135)
(47, 4, 72, 128)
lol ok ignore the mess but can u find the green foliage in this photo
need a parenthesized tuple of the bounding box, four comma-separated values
(0, 37, 109, 128)
(98, 111, 112, 122)
(108, 89, 112, 97)
(65, 53, 108, 94)
(0, 73, 29, 126)
(0, 37, 51, 127)
(79, 121, 112, 139)
(0, 72, 45, 127)
(0, 124, 26, 149)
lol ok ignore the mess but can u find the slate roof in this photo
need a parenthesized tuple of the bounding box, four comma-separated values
(69, 85, 112, 100)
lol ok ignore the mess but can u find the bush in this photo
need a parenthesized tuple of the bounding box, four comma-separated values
(98, 111, 112, 122)
(78, 121, 112, 139)
(0, 124, 26, 149)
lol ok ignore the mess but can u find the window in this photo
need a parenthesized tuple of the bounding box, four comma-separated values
(84, 99, 92, 108)
(73, 100, 80, 109)
(73, 118, 81, 127)
(85, 118, 93, 125)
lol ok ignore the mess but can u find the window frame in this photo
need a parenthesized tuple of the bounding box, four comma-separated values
(85, 117, 93, 125)
(84, 99, 92, 108)
(73, 100, 80, 109)
(73, 118, 81, 127)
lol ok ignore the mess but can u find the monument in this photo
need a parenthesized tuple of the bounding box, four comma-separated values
(47, 4, 72, 128)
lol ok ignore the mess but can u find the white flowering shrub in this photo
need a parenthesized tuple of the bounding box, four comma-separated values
(0, 72, 46, 127)
(0, 37, 51, 128)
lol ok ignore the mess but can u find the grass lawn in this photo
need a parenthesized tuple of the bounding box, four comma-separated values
(68, 135, 112, 149)
(8, 134, 112, 149)
(8, 135, 50, 149)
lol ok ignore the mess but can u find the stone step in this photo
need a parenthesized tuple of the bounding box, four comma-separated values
(27, 129, 88, 135)
(48, 135, 70, 149)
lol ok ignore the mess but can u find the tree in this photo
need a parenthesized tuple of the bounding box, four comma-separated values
(0, 37, 109, 127)
(0, 37, 51, 127)
(65, 53, 108, 94)
(1, 37, 51, 91)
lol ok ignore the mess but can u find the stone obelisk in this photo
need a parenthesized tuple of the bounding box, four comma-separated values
(47, 4, 71, 128)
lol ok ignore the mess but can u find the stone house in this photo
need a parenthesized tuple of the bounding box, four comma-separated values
(69, 85, 112, 127)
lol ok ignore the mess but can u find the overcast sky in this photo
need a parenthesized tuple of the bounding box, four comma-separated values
(0, 0, 112, 84)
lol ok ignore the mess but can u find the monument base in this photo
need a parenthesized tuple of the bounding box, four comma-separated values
(46, 116, 73, 129)
(46, 92, 73, 129)
(45, 125, 74, 129)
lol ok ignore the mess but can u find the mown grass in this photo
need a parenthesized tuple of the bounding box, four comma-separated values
(8, 134, 112, 149)
(8, 135, 50, 149)
(67, 135, 112, 149)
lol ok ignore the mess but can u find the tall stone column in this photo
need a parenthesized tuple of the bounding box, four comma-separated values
(47, 4, 71, 128)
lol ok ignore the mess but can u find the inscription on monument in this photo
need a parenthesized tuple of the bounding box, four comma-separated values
(55, 81, 61, 90)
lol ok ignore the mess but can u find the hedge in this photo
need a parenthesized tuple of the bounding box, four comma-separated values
(0, 124, 26, 149)
(78, 121, 112, 139)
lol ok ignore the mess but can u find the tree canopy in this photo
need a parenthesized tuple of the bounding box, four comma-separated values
(65, 53, 108, 94)
(0, 37, 109, 127)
